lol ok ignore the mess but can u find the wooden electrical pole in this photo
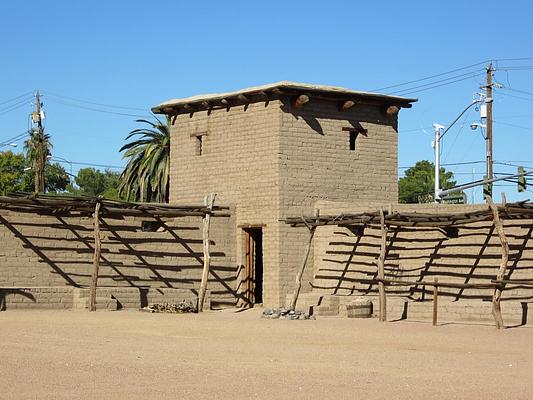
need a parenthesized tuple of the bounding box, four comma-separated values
(32, 91, 46, 193)
(486, 64, 494, 199)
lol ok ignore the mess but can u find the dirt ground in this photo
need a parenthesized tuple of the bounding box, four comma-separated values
(0, 309, 532, 400)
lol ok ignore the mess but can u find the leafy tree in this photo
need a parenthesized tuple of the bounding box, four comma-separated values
(23, 162, 70, 193)
(68, 168, 122, 199)
(119, 117, 170, 203)
(24, 129, 52, 192)
(0, 151, 70, 195)
(0, 151, 27, 194)
(399, 160, 458, 203)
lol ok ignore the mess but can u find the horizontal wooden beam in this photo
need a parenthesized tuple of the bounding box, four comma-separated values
(293, 94, 310, 108)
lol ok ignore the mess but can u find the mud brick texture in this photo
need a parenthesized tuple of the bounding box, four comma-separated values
(310, 202, 533, 322)
(170, 97, 400, 306)
(0, 210, 236, 309)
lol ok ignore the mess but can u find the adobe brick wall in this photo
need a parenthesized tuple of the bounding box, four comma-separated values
(0, 210, 236, 308)
(311, 201, 533, 305)
(170, 97, 400, 306)
(170, 101, 282, 306)
(278, 100, 399, 304)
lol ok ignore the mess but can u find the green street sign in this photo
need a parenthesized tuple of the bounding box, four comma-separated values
(441, 193, 467, 204)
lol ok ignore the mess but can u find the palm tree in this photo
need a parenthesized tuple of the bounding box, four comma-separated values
(119, 116, 170, 203)
(24, 128, 52, 193)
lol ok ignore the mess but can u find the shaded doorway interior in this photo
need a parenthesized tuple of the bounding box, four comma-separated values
(243, 228, 263, 305)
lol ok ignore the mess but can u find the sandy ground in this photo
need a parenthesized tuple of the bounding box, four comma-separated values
(0, 309, 532, 400)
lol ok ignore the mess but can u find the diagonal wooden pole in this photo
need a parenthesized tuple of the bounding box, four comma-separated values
(290, 209, 320, 311)
(488, 196, 509, 329)
(377, 208, 388, 322)
(89, 201, 102, 312)
(197, 193, 216, 313)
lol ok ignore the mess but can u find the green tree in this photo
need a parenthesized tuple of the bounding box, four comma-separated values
(399, 160, 458, 203)
(24, 129, 52, 192)
(0, 151, 70, 195)
(119, 117, 170, 203)
(69, 168, 122, 199)
(23, 162, 71, 193)
(0, 151, 27, 194)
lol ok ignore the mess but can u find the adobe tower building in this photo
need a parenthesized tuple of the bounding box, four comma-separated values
(152, 82, 416, 307)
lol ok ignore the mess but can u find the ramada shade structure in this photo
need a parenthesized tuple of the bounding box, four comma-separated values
(0, 192, 226, 312)
(0, 192, 229, 218)
(285, 199, 533, 329)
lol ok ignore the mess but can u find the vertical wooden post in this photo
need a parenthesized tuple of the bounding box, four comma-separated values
(488, 197, 509, 329)
(89, 201, 101, 312)
(197, 193, 216, 313)
(377, 208, 388, 322)
(289, 209, 320, 311)
(432, 278, 438, 326)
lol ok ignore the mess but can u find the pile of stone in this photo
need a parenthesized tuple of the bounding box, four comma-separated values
(261, 308, 315, 320)
(141, 301, 196, 314)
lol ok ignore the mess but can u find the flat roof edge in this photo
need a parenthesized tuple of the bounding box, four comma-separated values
(151, 81, 417, 114)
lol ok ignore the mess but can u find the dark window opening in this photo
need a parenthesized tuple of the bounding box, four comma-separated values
(442, 227, 459, 238)
(349, 131, 358, 151)
(141, 221, 164, 232)
(195, 135, 203, 156)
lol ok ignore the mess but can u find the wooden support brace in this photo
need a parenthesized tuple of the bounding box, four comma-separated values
(377, 208, 388, 322)
(488, 196, 509, 329)
(197, 193, 216, 313)
(432, 278, 438, 326)
(89, 201, 101, 312)
(289, 209, 320, 310)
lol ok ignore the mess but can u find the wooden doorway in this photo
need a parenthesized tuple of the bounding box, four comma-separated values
(243, 228, 263, 305)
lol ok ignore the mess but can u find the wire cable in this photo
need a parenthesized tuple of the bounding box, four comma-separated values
(43, 91, 148, 112)
(46, 97, 152, 118)
(51, 158, 124, 170)
(371, 60, 489, 92)
(0, 91, 34, 107)
(394, 74, 485, 96)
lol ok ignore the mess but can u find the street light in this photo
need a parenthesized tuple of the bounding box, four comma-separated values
(432, 124, 445, 202)
(432, 100, 484, 203)
(0, 142, 18, 148)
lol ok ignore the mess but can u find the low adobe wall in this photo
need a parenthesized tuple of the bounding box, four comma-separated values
(309, 201, 533, 323)
(0, 209, 237, 310)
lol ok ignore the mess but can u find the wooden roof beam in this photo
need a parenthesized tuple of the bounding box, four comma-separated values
(293, 94, 310, 108)
(339, 100, 356, 112)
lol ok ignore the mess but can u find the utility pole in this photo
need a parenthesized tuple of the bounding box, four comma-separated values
(432, 123, 445, 202)
(485, 63, 494, 199)
(31, 91, 46, 193)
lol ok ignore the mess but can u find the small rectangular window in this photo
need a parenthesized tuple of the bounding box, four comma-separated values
(349, 131, 357, 151)
(141, 221, 165, 232)
(195, 135, 203, 156)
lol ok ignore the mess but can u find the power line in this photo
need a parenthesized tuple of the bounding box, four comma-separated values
(46, 97, 151, 118)
(394, 73, 485, 96)
(496, 113, 533, 119)
(496, 65, 533, 70)
(494, 120, 533, 132)
(502, 87, 533, 97)
(52, 158, 124, 170)
(494, 57, 533, 62)
(391, 71, 484, 95)
(0, 91, 34, 107)
(0, 96, 33, 116)
(494, 90, 533, 103)
(0, 131, 31, 146)
(43, 91, 148, 112)
(371, 60, 488, 92)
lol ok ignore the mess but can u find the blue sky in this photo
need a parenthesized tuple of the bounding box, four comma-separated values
(1, 0, 532, 202)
